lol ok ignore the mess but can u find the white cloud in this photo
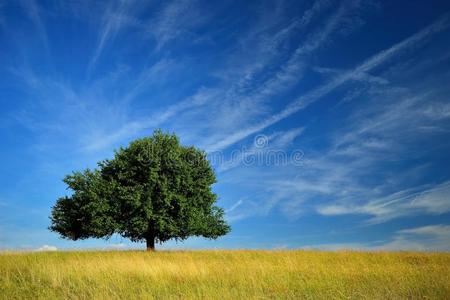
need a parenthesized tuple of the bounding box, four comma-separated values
(11, 67, 129, 155)
(108, 243, 128, 250)
(19, 0, 49, 52)
(240, 0, 339, 98)
(422, 102, 450, 120)
(79, 1, 312, 152)
(11, 57, 181, 156)
(148, 0, 207, 51)
(83, 72, 208, 153)
(5, 1, 450, 236)
(88, 1, 140, 72)
(202, 1, 373, 151)
(222, 69, 450, 222)
(35, 245, 57, 251)
(273, 244, 289, 250)
(225, 199, 243, 213)
(216, 127, 304, 173)
(410, 182, 450, 214)
(378, 225, 450, 251)
(398, 225, 450, 236)
(264, 58, 450, 223)
(302, 225, 450, 251)
(85, 0, 369, 152)
(301, 243, 369, 251)
(317, 181, 450, 224)
(205, 12, 450, 151)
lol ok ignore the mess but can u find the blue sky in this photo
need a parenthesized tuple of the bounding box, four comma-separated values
(1, 0, 450, 251)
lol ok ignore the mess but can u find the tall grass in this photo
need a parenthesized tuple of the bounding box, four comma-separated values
(0, 250, 449, 299)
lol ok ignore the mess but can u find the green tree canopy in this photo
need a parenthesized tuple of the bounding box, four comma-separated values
(50, 130, 230, 250)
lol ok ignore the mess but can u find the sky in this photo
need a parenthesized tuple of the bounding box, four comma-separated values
(0, 0, 450, 252)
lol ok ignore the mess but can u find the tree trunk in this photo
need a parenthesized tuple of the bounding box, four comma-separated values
(146, 237, 155, 251)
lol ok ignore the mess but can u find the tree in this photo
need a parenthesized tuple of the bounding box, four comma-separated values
(50, 130, 230, 250)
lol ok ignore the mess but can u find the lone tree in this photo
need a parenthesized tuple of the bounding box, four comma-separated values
(50, 130, 230, 250)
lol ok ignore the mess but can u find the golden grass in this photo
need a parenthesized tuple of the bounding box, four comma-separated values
(0, 250, 449, 299)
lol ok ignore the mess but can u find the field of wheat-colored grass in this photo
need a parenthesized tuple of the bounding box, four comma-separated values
(0, 250, 449, 299)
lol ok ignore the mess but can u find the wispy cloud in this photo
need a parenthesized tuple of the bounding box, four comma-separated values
(2, 1, 450, 250)
(225, 199, 243, 214)
(309, 76, 450, 224)
(19, 0, 49, 52)
(379, 225, 450, 251)
(104, 0, 327, 147)
(0, 1, 6, 27)
(201, 0, 372, 151)
(205, 12, 450, 151)
(221, 47, 450, 223)
(270, 0, 352, 65)
(283, 87, 449, 221)
(238, 0, 336, 96)
(303, 225, 450, 251)
(10, 55, 183, 155)
(82, 75, 207, 153)
(301, 242, 369, 251)
(216, 127, 304, 173)
(147, 0, 207, 51)
(84, 0, 370, 151)
(317, 181, 450, 223)
(88, 1, 139, 73)
(10, 65, 130, 157)
(121, 59, 176, 104)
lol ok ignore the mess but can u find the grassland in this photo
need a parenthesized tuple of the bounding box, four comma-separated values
(0, 250, 449, 299)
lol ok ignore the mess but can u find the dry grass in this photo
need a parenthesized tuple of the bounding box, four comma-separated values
(0, 250, 449, 299)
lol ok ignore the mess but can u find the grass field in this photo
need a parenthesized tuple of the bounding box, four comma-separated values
(0, 250, 449, 299)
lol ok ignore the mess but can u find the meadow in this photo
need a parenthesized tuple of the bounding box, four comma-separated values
(0, 250, 449, 299)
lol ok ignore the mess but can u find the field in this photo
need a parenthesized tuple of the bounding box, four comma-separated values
(0, 250, 449, 299)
